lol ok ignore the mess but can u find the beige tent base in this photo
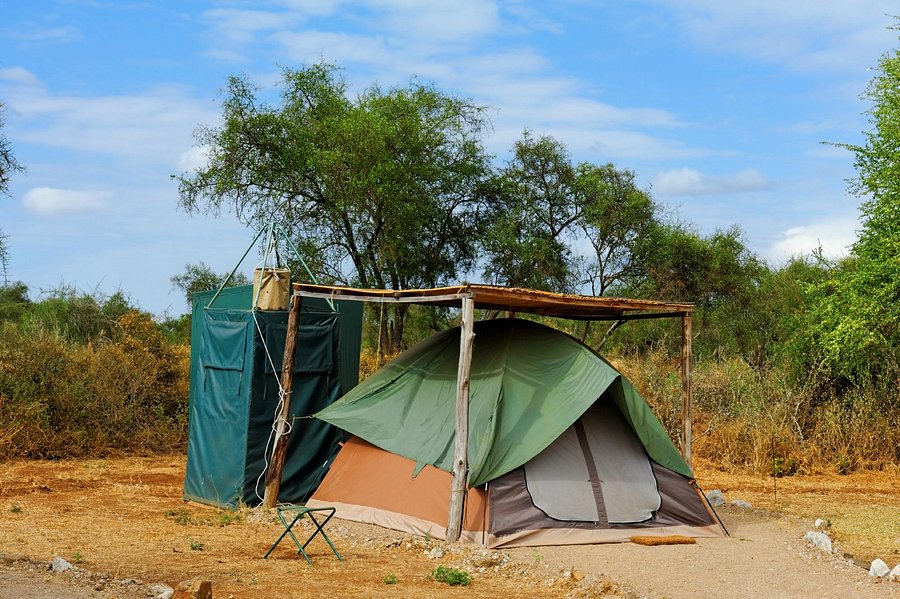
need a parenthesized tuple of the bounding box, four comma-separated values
(307, 497, 726, 548)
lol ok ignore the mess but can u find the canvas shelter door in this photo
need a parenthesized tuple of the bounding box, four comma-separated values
(524, 401, 660, 525)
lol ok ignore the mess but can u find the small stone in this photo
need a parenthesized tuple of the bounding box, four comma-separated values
(427, 546, 444, 559)
(730, 499, 752, 509)
(705, 489, 725, 507)
(868, 558, 889, 578)
(814, 518, 826, 529)
(889, 564, 900, 581)
(174, 579, 212, 599)
(572, 569, 586, 582)
(149, 583, 175, 599)
(804, 531, 832, 554)
(50, 556, 74, 572)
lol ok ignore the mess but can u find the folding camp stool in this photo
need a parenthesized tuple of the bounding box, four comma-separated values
(263, 505, 343, 564)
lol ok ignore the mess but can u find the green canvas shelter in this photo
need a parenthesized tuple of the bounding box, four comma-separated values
(309, 318, 724, 546)
(183, 285, 362, 509)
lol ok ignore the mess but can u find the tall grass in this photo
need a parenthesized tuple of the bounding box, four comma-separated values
(615, 351, 899, 474)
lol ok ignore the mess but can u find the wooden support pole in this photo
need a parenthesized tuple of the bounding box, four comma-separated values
(446, 297, 475, 542)
(263, 293, 303, 509)
(681, 314, 693, 469)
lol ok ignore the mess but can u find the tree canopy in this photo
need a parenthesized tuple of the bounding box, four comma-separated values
(812, 27, 900, 385)
(177, 64, 492, 352)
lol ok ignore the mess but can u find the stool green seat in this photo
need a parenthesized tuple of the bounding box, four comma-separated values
(263, 505, 342, 564)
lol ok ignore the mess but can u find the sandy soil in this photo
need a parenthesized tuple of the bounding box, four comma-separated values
(0, 455, 896, 598)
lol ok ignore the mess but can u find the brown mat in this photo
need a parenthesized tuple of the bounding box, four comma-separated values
(630, 535, 697, 546)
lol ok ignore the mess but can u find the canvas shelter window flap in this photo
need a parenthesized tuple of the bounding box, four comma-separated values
(200, 316, 249, 370)
(264, 322, 335, 374)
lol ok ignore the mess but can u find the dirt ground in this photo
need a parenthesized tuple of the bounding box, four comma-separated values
(0, 455, 897, 598)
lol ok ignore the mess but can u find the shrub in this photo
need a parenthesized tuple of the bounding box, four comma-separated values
(431, 566, 472, 587)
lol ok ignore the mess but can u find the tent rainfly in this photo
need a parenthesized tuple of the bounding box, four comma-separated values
(291, 284, 717, 545)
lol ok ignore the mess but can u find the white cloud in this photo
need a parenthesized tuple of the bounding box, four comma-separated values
(374, 0, 500, 43)
(769, 213, 858, 261)
(22, 187, 108, 215)
(274, 30, 394, 66)
(3, 25, 81, 44)
(0, 67, 41, 87)
(659, 1, 896, 73)
(652, 167, 773, 196)
(203, 9, 297, 45)
(0, 71, 218, 168)
(178, 145, 211, 173)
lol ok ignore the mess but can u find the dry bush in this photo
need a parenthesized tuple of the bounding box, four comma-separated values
(0, 311, 189, 459)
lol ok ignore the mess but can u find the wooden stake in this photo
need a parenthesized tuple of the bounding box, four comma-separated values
(263, 293, 303, 509)
(681, 314, 693, 468)
(446, 297, 475, 542)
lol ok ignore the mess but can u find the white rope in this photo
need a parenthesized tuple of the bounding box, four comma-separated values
(250, 266, 296, 503)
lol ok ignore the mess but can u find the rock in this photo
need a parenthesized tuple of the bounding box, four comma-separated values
(427, 546, 444, 559)
(886, 564, 900, 581)
(0, 553, 29, 566)
(868, 558, 889, 578)
(814, 518, 826, 529)
(174, 579, 212, 599)
(730, 499, 752, 509)
(705, 489, 725, 507)
(804, 531, 832, 554)
(468, 550, 507, 568)
(150, 583, 175, 599)
(571, 569, 585, 582)
(50, 556, 74, 572)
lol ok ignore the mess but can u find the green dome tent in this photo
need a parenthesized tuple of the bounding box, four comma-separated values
(309, 319, 724, 547)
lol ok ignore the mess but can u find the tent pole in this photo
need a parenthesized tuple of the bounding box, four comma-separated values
(447, 297, 475, 542)
(263, 292, 303, 508)
(681, 314, 693, 468)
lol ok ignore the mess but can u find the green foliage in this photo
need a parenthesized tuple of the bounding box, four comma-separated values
(431, 565, 472, 587)
(812, 24, 900, 386)
(0, 282, 30, 324)
(383, 574, 398, 585)
(190, 540, 204, 551)
(170, 261, 250, 310)
(577, 163, 658, 296)
(177, 63, 492, 353)
(9, 504, 21, 513)
(481, 131, 580, 291)
(71, 551, 83, 564)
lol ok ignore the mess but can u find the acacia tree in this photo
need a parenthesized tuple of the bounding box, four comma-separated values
(577, 164, 657, 296)
(480, 132, 583, 292)
(177, 64, 492, 353)
(1, 100, 25, 285)
(482, 132, 659, 296)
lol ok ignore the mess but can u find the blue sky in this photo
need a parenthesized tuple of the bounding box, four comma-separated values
(1, 1, 896, 315)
